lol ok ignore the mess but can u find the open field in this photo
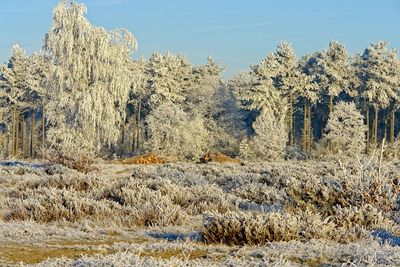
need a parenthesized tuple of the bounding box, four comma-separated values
(0, 159, 399, 266)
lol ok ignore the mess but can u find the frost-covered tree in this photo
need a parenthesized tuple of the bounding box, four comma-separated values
(43, 0, 137, 152)
(318, 41, 350, 114)
(240, 108, 288, 160)
(191, 57, 244, 156)
(233, 55, 287, 118)
(190, 57, 223, 114)
(0, 45, 45, 157)
(298, 53, 321, 151)
(124, 58, 150, 153)
(232, 50, 290, 157)
(147, 52, 192, 109)
(360, 42, 400, 145)
(272, 41, 305, 145)
(145, 101, 208, 161)
(325, 102, 366, 156)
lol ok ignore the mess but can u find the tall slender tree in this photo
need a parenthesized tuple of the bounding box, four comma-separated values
(298, 53, 321, 151)
(272, 41, 305, 146)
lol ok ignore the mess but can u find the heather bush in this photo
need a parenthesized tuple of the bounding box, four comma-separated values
(203, 210, 352, 245)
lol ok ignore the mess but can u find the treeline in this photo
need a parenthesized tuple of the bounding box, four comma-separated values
(0, 0, 399, 164)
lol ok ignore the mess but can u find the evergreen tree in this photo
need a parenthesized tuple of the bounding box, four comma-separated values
(318, 41, 350, 114)
(0, 45, 44, 157)
(360, 42, 400, 145)
(240, 108, 287, 160)
(325, 102, 366, 157)
(298, 53, 321, 151)
(273, 41, 305, 145)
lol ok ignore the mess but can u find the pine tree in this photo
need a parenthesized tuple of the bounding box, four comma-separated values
(0, 45, 40, 157)
(325, 101, 366, 157)
(233, 55, 286, 118)
(240, 108, 287, 160)
(147, 52, 192, 109)
(273, 41, 305, 146)
(298, 53, 321, 151)
(318, 41, 350, 114)
(191, 57, 243, 155)
(360, 42, 400, 146)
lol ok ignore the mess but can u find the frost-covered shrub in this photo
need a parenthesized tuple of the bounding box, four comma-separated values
(203, 210, 345, 245)
(4, 174, 187, 227)
(332, 204, 400, 235)
(285, 145, 307, 160)
(232, 183, 287, 205)
(45, 127, 97, 173)
(240, 109, 288, 160)
(100, 182, 187, 226)
(383, 138, 400, 160)
(5, 188, 115, 222)
(325, 102, 367, 157)
(203, 205, 399, 245)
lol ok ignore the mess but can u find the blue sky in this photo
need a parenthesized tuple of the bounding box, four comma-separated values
(0, 0, 399, 78)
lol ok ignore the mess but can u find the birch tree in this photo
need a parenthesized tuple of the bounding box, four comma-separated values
(43, 0, 138, 152)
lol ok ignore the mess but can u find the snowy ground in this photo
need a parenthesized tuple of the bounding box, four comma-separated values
(0, 160, 399, 266)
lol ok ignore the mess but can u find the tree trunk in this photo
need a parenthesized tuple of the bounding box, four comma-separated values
(136, 99, 141, 152)
(289, 93, 294, 146)
(132, 112, 137, 152)
(30, 110, 35, 158)
(366, 105, 370, 144)
(329, 95, 333, 115)
(13, 106, 17, 157)
(383, 118, 388, 140)
(390, 110, 395, 143)
(0, 133, 3, 158)
(383, 117, 388, 142)
(15, 112, 19, 158)
(22, 114, 25, 159)
(120, 123, 125, 156)
(308, 105, 312, 151)
(42, 100, 45, 160)
(374, 106, 378, 145)
(302, 103, 307, 151)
